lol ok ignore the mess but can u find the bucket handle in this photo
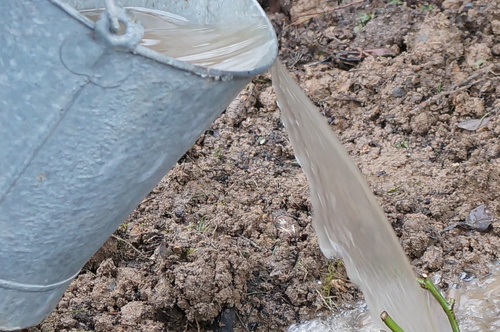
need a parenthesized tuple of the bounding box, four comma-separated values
(104, 0, 121, 34)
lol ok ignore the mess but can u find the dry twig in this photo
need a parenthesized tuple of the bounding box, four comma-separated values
(111, 234, 153, 261)
(292, 0, 364, 23)
(412, 65, 493, 113)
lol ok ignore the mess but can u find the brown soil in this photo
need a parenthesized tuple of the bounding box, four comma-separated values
(29, 0, 499, 331)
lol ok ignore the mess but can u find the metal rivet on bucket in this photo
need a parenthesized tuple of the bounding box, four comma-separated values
(94, 0, 144, 50)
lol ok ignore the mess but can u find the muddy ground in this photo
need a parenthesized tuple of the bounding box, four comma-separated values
(30, 0, 499, 331)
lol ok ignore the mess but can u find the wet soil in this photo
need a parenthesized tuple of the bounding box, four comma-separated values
(29, 0, 499, 331)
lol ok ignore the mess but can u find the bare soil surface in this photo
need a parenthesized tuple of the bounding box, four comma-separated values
(29, 1, 499, 331)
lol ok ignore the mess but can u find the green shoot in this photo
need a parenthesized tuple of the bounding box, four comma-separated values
(354, 13, 375, 33)
(380, 275, 460, 332)
(418, 4, 434, 11)
(381, 311, 405, 332)
(386, 186, 400, 194)
(417, 275, 460, 332)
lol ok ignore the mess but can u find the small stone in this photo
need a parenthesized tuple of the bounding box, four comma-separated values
(492, 44, 500, 56)
(460, 271, 475, 282)
(395, 199, 414, 213)
(491, 20, 500, 36)
(96, 258, 116, 277)
(411, 112, 433, 135)
(390, 87, 406, 98)
(442, 0, 461, 10)
(422, 246, 443, 270)
(273, 214, 299, 240)
(120, 301, 148, 324)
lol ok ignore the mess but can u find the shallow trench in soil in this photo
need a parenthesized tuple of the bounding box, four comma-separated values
(30, 0, 498, 331)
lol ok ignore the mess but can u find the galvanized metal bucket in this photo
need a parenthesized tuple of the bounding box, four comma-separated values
(0, 0, 277, 329)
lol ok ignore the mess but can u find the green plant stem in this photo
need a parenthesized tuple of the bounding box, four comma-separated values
(417, 276, 460, 332)
(381, 311, 405, 332)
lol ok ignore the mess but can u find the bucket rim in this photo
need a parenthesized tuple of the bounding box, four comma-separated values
(49, 0, 278, 79)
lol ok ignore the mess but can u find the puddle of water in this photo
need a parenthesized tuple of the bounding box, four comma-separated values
(81, 7, 273, 71)
(289, 264, 500, 331)
(452, 264, 500, 331)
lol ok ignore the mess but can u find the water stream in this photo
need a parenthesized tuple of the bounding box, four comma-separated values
(81, 7, 499, 331)
(271, 60, 449, 332)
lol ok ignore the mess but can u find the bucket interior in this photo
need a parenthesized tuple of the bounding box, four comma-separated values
(54, 0, 278, 74)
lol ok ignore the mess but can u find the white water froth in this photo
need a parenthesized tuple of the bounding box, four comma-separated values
(289, 264, 500, 331)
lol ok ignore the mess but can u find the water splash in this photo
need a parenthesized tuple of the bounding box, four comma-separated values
(272, 60, 450, 332)
(289, 264, 500, 331)
(452, 264, 500, 331)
